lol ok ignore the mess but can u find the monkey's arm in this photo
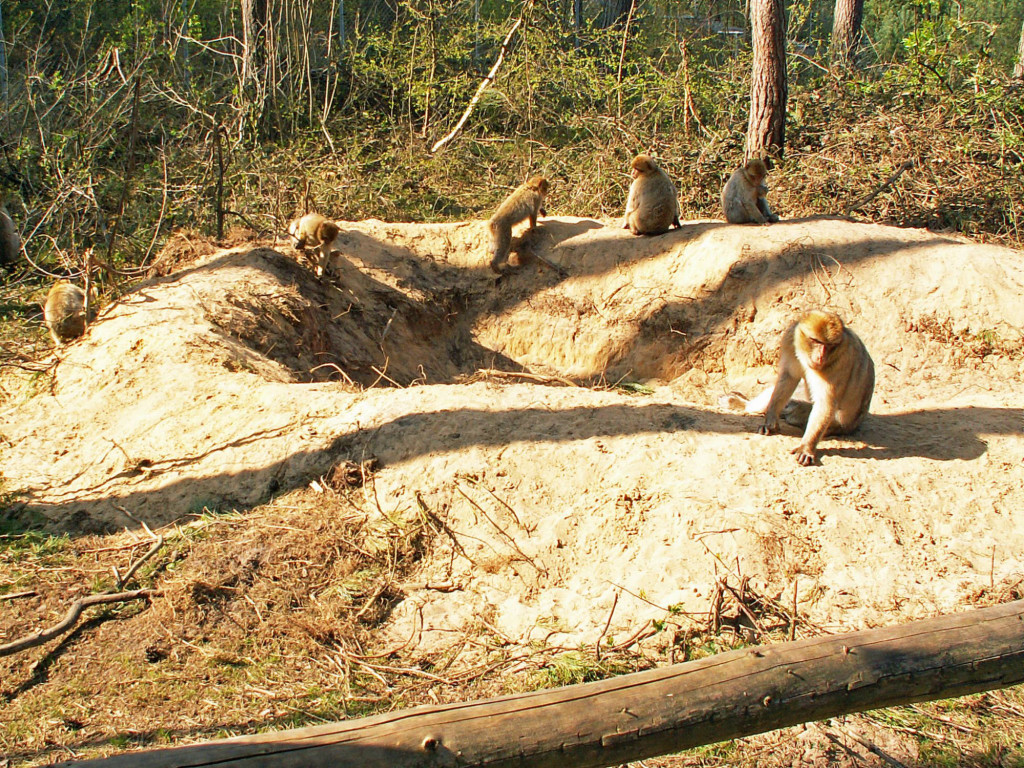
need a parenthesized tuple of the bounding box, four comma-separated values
(757, 196, 779, 224)
(792, 398, 833, 466)
(742, 199, 767, 224)
(622, 185, 638, 228)
(758, 341, 801, 435)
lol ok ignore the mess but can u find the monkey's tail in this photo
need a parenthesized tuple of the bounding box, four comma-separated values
(718, 385, 775, 414)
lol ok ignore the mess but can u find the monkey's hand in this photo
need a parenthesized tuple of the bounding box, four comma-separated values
(791, 444, 818, 466)
(539, 207, 548, 218)
(757, 420, 778, 436)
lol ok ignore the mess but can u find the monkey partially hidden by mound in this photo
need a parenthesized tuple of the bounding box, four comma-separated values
(488, 176, 550, 274)
(0, 197, 21, 268)
(44, 281, 88, 346)
(722, 310, 874, 466)
(287, 213, 341, 277)
(721, 158, 779, 225)
(622, 154, 681, 236)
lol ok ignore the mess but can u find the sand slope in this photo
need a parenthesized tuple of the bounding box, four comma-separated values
(2, 215, 1022, 648)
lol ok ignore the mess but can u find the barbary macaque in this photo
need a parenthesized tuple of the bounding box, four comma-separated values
(287, 213, 341, 277)
(488, 176, 550, 274)
(44, 281, 88, 346)
(0, 197, 21, 268)
(622, 154, 681, 235)
(721, 158, 779, 225)
(723, 310, 874, 465)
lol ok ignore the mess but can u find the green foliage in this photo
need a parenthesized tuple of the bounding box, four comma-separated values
(0, 0, 1019, 293)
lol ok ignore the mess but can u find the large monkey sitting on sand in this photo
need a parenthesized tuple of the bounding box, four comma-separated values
(721, 158, 779, 225)
(722, 310, 874, 466)
(622, 154, 681, 236)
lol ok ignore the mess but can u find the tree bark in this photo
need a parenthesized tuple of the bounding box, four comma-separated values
(53, 599, 1024, 768)
(600, 0, 631, 29)
(831, 0, 864, 67)
(1014, 16, 1024, 80)
(746, 0, 788, 162)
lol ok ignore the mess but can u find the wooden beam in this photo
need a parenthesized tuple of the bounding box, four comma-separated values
(56, 599, 1024, 768)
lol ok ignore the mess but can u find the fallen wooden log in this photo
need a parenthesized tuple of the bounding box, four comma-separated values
(56, 599, 1024, 768)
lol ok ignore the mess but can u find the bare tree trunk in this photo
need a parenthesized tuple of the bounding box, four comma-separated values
(600, 0, 630, 29)
(1015, 16, 1024, 80)
(746, 0, 787, 162)
(0, 0, 8, 114)
(831, 0, 864, 67)
(337, 0, 346, 54)
(239, 0, 268, 138)
(574, 0, 582, 48)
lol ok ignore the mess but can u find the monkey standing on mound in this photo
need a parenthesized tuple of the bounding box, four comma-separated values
(721, 158, 779, 224)
(723, 310, 874, 466)
(622, 154, 681, 235)
(287, 213, 341, 277)
(487, 176, 549, 274)
(44, 282, 88, 346)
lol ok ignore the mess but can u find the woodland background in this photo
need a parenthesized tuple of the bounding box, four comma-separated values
(0, 0, 1022, 284)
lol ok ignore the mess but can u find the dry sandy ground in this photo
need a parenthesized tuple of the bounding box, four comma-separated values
(2, 213, 1023, 661)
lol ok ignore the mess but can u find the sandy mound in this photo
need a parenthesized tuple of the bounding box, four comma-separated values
(2, 215, 1023, 650)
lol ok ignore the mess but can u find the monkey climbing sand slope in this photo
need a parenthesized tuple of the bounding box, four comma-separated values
(2, 216, 1023, 651)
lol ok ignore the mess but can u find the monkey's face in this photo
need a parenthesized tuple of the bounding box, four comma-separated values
(797, 311, 845, 370)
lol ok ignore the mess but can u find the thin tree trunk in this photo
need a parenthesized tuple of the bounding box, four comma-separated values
(831, 0, 864, 67)
(601, 0, 630, 29)
(337, 0, 346, 54)
(1014, 17, 1024, 80)
(746, 0, 787, 162)
(574, 0, 582, 48)
(0, 0, 8, 115)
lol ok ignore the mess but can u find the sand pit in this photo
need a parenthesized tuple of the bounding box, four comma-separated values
(2, 214, 1023, 654)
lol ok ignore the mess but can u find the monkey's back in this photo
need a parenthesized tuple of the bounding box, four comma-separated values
(627, 172, 679, 235)
(489, 188, 538, 230)
(828, 328, 875, 432)
(44, 282, 87, 343)
(721, 171, 748, 224)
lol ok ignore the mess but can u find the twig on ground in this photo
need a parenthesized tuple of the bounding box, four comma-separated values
(595, 590, 619, 662)
(472, 368, 578, 387)
(0, 589, 158, 657)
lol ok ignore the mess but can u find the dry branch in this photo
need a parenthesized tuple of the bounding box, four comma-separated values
(53, 599, 1024, 768)
(0, 589, 157, 657)
(430, 0, 535, 154)
(844, 160, 915, 215)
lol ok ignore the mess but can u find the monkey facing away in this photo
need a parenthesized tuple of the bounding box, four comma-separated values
(488, 176, 549, 274)
(622, 154, 681, 236)
(287, 213, 341, 277)
(0, 198, 21, 268)
(723, 310, 874, 466)
(721, 158, 779, 225)
(44, 281, 88, 346)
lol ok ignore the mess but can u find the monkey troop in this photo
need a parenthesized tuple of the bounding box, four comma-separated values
(287, 213, 342, 277)
(721, 158, 779, 225)
(487, 176, 550, 274)
(623, 154, 681, 236)
(725, 310, 874, 466)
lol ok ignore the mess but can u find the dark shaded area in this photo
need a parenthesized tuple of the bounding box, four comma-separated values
(4, 402, 1019, 537)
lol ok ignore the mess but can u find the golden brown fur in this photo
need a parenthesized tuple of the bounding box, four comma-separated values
(622, 155, 681, 235)
(488, 176, 549, 274)
(287, 213, 341, 277)
(44, 281, 88, 346)
(721, 158, 779, 225)
(725, 310, 874, 466)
